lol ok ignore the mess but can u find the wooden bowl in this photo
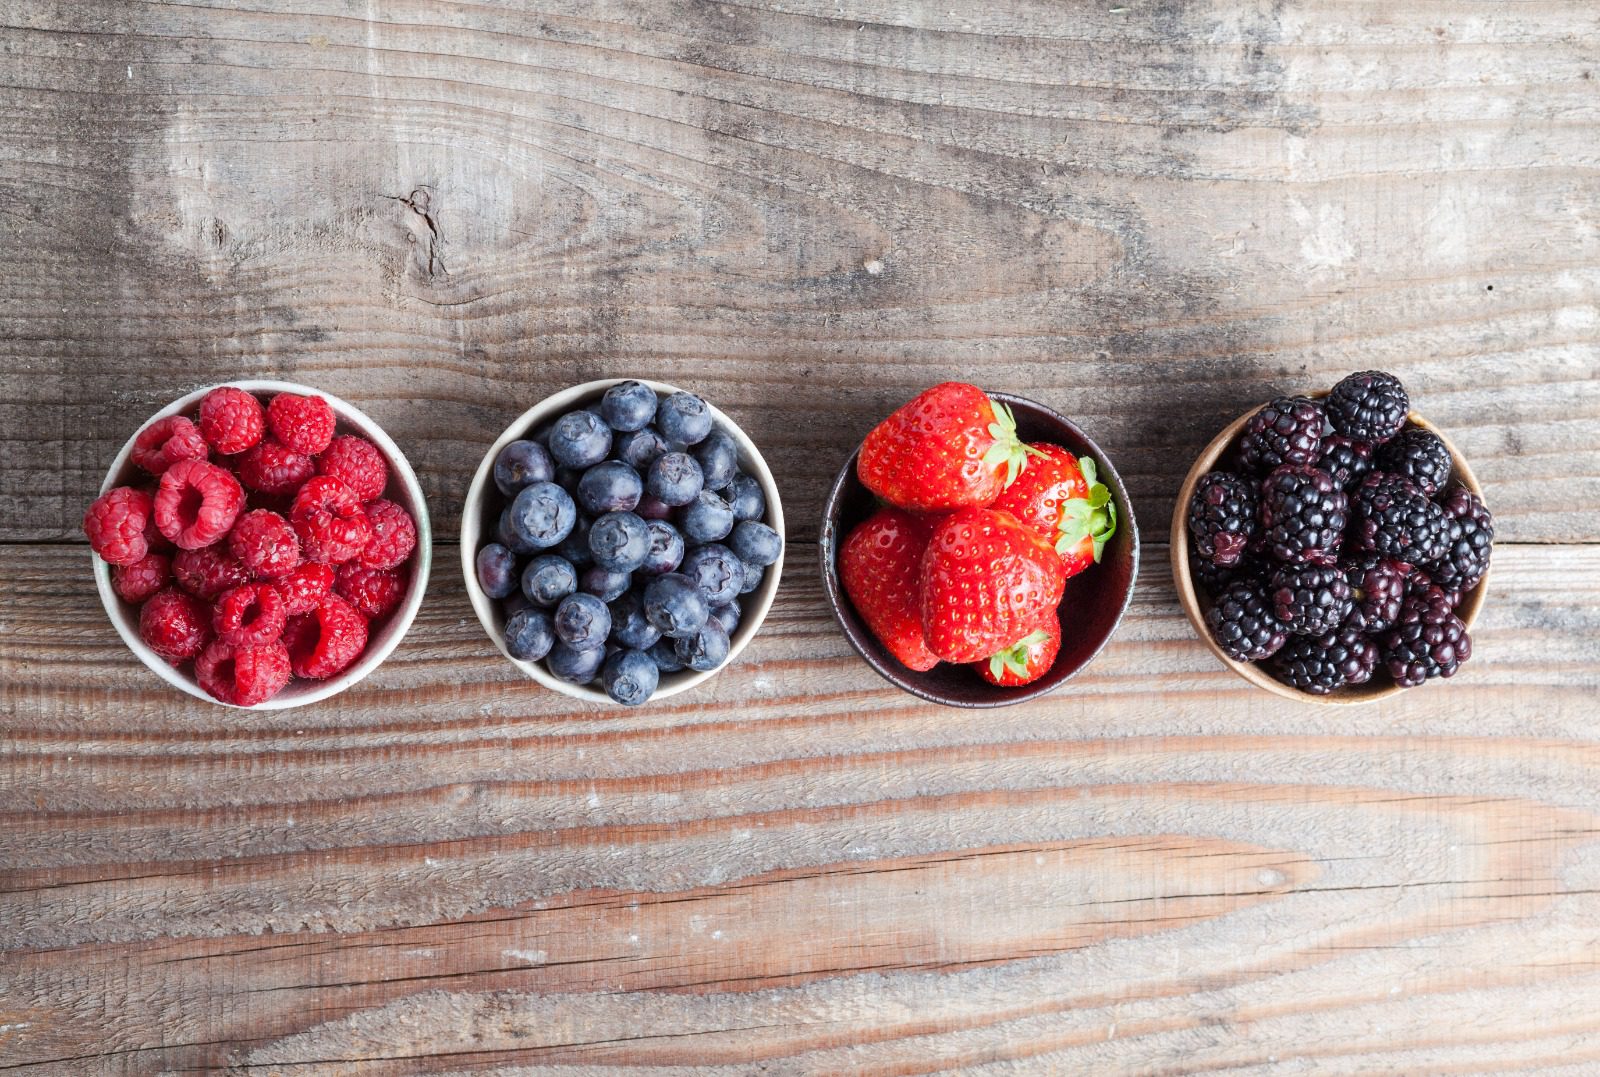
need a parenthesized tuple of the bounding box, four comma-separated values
(820, 391, 1139, 708)
(92, 380, 433, 710)
(1171, 395, 1488, 704)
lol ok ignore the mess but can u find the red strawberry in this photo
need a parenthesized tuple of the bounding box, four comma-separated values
(857, 382, 1039, 511)
(974, 620, 1061, 687)
(920, 508, 1066, 663)
(992, 443, 1116, 579)
(839, 508, 941, 672)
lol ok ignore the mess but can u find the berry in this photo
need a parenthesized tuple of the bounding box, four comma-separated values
(553, 592, 611, 650)
(1203, 581, 1289, 662)
(838, 507, 943, 670)
(1185, 471, 1257, 567)
(172, 546, 251, 600)
(213, 583, 287, 647)
(493, 440, 555, 497)
(680, 544, 744, 606)
(290, 476, 372, 564)
(643, 573, 710, 639)
(1349, 472, 1449, 566)
(522, 554, 578, 608)
(639, 519, 685, 576)
(131, 415, 207, 476)
(724, 473, 765, 521)
(197, 386, 265, 455)
(113, 552, 172, 604)
(600, 381, 658, 433)
(547, 410, 612, 468)
(647, 637, 687, 673)
(1239, 396, 1328, 473)
(84, 486, 154, 565)
(547, 641, 605, 684)
(1325, 371, 1409, 444)
(992, 443, 1116, 578)
(1269, 563, 1354, 636)
(154, 459, 245, 550)
(317, 436, 389, 501)
(656, 392, 713, 447)
(1382, 604, 1471, 687)
(677, 490, 735, 544)
(505, 481, 576, 550)
(1315, 435, 1375, 490)
(1259, 465, 1346, 564)
(600, 648, 659, 706)
(975, 622, 1061, 687)
(674, 619, 731, 672)
(614, 428, 669, 471)
(196, 638, 291, 706)
(1319, 623, 1380, 686)
(609, 591, 662, 651)
(505, 607, 556, 662)
(266, 393, 336, 455)
(1431, 486, 1494, 593)
(476, 543, 517, 599)
(646, 452, 704, 507)
(358, 499, 416, 570)
(857, 382, 1036, 511)
(920, 507, 1067, 664)
(577, 461, 643, 515)
(275, 561, 335, 616)
(555, 515, 593, 565)
(1272, 635, 1349, 695)
(139, 588, 212, 662)
(229, 509, 301, 578)
(1190, 555, 1247, 597)
(1375, 428, 1452, 495)
(237, 438, 315, 495)
(588, 511, 650, 572)
(728, 520, 783, 569)
(580, 566, 632, 602)
(709, 602, 741, 636)
(737, 559, 764, 595)
(1341, 554, 1411, 634)
(285, 595, 368, 679)
(691, 432, 739, 491)
(335, 563, 406, 620)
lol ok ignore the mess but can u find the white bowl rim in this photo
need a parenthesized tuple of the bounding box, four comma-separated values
(92, 379, 433, 711)
(460, 378, 785, 704)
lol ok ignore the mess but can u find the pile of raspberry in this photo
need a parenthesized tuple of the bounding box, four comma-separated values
(84, 386, 417, 706)
(1187, 370, 1492, 695)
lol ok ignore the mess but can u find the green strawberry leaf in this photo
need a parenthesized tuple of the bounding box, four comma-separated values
(983, 400, 1046, 488)
(987, 628, 1051, 679)
(1054, 454, 1118, 562)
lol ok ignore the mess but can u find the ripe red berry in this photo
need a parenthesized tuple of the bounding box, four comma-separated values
(335, 563, 406, 620)
(237, 438, 315, 495)
(285, 594, 368, 680)
(229, 509, 301, 578)
(84, 486, 155, 566)
(113, 552, 172, 604)
(290, 476, 372, 564)
(195, 638, 291, 706)
(316, 435, 388, 501)
(357, 498, 416, 570)
(266, 392, 337, 455)
(213, 583, 287, 647)
(139, 588, 212, 662)
(154, 458, 245, 549)
(197, 386, 266, 455)
(172, 546, 251, 600)
(275, 561, 335, 616)
(130, 415, 208, 476)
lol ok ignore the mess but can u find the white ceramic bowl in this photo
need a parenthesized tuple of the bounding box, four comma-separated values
(92, 380, 432, 710)
(461, 378, 785, 704)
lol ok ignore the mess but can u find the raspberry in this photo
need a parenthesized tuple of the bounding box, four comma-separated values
(266, 392, 337, 455)
(285, 594, 368, 679)
(274, 561, 335, 616)
(237, 438, 315, 495)
(213, 583, 287, 647)
(196, 638, 291, 706)
(290, 476, 372, 564)
(197, 386, 266, 455)
(139, 588, 212, 662)
(357, 499, 417, 570)
(130, 415, 208, 476)
(335, 563, 406, 620)
(229, 509, 301, 578)
(84, 486, 154, 566)
(172, 546, 251, 600)
(113, 553, 172, 604)
(155, 459, 245, 549)
(317, 435, 388, 501)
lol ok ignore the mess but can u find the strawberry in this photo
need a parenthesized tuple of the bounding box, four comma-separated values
(920, 507, 1066, 663)
(857, 382, 1040, 511)
(839, 508, 941, 672)
(992, 443, 1116, 579)
(974, 620, 1061, 687)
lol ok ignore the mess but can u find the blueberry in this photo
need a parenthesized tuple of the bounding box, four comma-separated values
(678, 490, 734, 544)
(729, 520, 783, 567)
(577, 461, 643, 515)
(506, 481, 576, 550)
(600, 380, 659, 433)
(680, 543, 744, 606)
(673, 619, 730, 672)
(588, 511, 650, 572)
(692, 432, 739, 491)
(493, 440, 555, 497)
(555, 515, 593, 567)
(521, 554, 578, 608)
(725, 473, 765, 522)
(504, 608, 555, 662)
(646, 452, 704, 507)
(608, 590, 662, 650)
(475, 543, 517, 598)
(709, 602, 741, 635)
(503, 590, 534, 618)
(738, 560, 764, 595)
(555, 465, 584, 491)
(635, 494, 673, 521)
(647, 637, 687, 673)
(580, 565, 632, 602)
(496, 508, 534, 555)
(600, 647, 659, 706)
(640, 519, 685, 576)
(656, 391, 713, 447)
(547, 410, 612, 469)
(553, 592, 611, 650)
(613, 428, 669, 470)
(643, 572, 710, 639)
(547, 641, 605, 684)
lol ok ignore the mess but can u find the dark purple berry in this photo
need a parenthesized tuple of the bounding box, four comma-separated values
(1326, 371, 1409, 444)
(1316, 435, 1375, 490)
(1239, 396, 1329, 473)
(1187, 471, 1258, 567)
(1350, 471, 1449, 566)
(1430, 485, 1493, 594)
(1204, 581, 1289, 662)
(1340, 553, 1411, 634)
(1269, 563, 1354, 636)
(1375, 428, 1452, 495)
(1259, 465, 1347, 564)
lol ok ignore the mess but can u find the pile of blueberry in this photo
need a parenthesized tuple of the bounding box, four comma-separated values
(474, 381, 782, 706)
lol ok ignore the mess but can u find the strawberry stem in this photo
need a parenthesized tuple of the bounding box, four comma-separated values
(987, 628, 1051, 680)
(1054, 455, 1118, 562)
(982, 400, 1044, 488)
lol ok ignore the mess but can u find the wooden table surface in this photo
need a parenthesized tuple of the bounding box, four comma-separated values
(4, 1, 1599, 1072)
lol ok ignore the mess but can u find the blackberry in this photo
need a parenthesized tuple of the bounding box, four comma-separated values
(1340, 553, 1411, 633)
(1382, 602, 1471, 687)
(1187, 471, 1258, 567)
(1259, 465, 1347, 564)
(1190, 555, 1264, 598)
(1270, 563, 1354, 636)
(1274, 623, 1379, 694)
(1431, 485, 1493, 593)
(1204, 581, 1289, 662)
(1350, 472, 1449, 566)
(1319, 623, 1379, 686)
(1375, 428, 1451, 495)
(1326, 371, 1409, 444)
(1315, 435, 1374, 490)
(1239, 396, 1329, 473)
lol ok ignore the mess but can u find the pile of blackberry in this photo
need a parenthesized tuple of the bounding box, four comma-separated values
(1188, 370, 1490, 695)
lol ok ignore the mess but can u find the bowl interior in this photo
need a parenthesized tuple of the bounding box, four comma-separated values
(460, 379, 785, 705)
(93, 380, 433, 711)
(820, 392, 1139, 708)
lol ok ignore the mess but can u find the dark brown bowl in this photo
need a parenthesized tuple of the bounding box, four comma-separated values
(819, 391, 1140, 707)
